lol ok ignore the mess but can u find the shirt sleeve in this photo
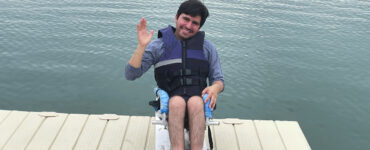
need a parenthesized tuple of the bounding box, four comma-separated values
(204, 40, 225, 90)
(125, 39, 163, 80)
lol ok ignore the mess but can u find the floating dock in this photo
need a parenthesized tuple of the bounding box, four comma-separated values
(0, 109, 311, 150)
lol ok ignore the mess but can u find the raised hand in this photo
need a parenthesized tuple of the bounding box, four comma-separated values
(137, 18, 154, 47)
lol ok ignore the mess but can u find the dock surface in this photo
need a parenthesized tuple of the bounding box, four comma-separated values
(0, 110, 311, 150)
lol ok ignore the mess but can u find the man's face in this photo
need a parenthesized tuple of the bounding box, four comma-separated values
(174, 13, 201, 41)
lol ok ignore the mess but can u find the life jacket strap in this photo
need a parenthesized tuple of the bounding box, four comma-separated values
(165, 77, 207, 92)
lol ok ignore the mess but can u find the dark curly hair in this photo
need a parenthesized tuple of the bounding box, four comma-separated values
(176, 0, 209, 28)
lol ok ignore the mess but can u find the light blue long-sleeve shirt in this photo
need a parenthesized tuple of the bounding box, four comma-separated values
(125, 38, 224, 88)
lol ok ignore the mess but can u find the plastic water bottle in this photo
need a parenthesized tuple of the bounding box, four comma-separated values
(154, 87, 169, 114)
(203, 94, 212, 118)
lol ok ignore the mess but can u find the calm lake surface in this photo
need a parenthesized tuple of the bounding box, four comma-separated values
(1, 0, 369, 149)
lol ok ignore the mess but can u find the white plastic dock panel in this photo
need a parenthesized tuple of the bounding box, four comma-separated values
(49, 114, 88, 150)
(121, 116, 151, 150)
(74, 115, 107, 150)
(26, 113, 68, 150)
(0, 111, 29, 148)
(212, 119, 239, 150)
(276, 121, 311, 150)
(254, 120, 286, 150)
(97, 115, 129, 150)
(234, 120, 262, 150)
(3, 112, 44, 150)
(145, 117, 156, 150)
(0, 110, 312, 150)
(0, 110, 11, 124)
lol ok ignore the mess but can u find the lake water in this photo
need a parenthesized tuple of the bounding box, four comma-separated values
(1, 0, 369, 149)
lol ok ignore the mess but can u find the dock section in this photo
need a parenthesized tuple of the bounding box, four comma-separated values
(0, 110, 311, 150)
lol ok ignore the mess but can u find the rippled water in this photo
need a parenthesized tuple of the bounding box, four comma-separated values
(1, 0, 369, 149)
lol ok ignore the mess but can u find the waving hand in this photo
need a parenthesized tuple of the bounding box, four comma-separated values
(137, 18, 154, 47)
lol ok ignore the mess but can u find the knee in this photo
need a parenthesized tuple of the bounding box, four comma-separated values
(169, 95, 186, 109)
(187, 96, 204, 113)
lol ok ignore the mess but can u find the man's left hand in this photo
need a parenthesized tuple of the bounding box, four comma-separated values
(202, 81, 224, 110)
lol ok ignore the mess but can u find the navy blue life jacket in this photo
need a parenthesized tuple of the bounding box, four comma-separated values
(154, 25, 209, 97)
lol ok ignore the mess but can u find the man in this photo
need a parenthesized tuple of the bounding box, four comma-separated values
(125, 0, 224, 149)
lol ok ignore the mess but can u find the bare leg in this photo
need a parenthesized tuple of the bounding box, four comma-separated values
(169, 96, 186, 150)
(187, 96, 205, 150)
